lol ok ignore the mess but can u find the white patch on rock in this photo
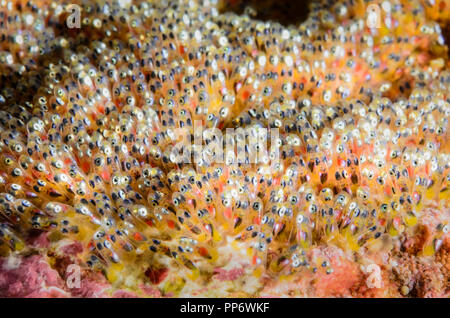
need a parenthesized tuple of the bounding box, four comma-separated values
(3, 255, 22, 270)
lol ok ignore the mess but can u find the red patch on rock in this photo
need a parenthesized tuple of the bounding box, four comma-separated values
(60, 242, 83, 256)
(112, 290, 139, 298)
(140, 284, 162, 297)
(213, 267, 244, 281)
(145, 267, 168, 285)
(27, 232, 50, 249)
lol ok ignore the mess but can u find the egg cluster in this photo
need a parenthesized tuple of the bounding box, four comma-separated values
(0, 0, 448, 287)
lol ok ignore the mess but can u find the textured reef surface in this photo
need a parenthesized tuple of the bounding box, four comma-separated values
(0, 0, 449, 297)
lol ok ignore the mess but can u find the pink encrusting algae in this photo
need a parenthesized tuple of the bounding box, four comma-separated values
(0, 0, 448, 297)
